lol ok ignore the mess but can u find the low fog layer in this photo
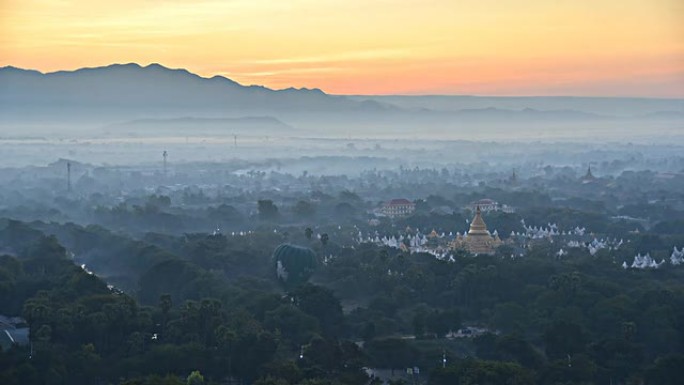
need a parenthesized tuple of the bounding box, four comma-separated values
(2, 64, 684, 385)
(1, 63, 682, 147)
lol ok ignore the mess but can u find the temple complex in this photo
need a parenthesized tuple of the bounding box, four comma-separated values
(451, 206, 501, 255)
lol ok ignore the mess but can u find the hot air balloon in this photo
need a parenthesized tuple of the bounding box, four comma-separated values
(273, 243, 317, 288)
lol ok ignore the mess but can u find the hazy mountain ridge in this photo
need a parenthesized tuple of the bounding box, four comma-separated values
(0, 63, 350, 109)
(1, 63, 683, 140)
(443, 107, 608, 121)
(349, 95, 684, 118)
(5, 63, 680, 119)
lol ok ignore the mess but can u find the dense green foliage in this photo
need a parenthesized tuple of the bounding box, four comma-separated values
(1, 164, 684, 385)
(1, 216, 683, 384)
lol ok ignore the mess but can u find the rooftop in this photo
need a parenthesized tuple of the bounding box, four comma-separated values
(387, 198, 413, 205)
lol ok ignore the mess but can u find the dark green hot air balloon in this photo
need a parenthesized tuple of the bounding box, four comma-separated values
(273, 243, 317, 288)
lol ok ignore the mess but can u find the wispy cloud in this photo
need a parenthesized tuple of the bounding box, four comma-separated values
(218, 66, 345, 77)
(3, 0, 683, 96)
(242, 48, 412, 65)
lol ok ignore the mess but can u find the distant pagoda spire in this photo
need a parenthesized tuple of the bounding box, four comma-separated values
(468, 206, 489, 235)
(509, 169, 518, 184)
(583, 165, 596, 180)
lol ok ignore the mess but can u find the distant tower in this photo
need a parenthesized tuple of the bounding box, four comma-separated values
(583, 165, 596, 181)
(66, 162, 72, 193)
(234, 135, 237, 148)
(510, 169, 518, 184)
(162, 150, 168, 177)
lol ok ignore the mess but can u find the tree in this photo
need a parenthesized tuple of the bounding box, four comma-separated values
(26, 234, 67, 260)
(364, 338, 419, 370)
(426, 309, 461, 338)
(362, 321, 376, 342)
(208, 204, 243, 223)
(338, 190, 362, 204)
(490, 302, 527, 335)
(646, 354, 684, 385)
(430, 359, 536, 385)
(186, 370, 204, 385)
(147, 195, 171, 209)
(293, 201, 316, 218)
(334, 202, 356, 218)
(412, 311, 426, 338)
(543, 320, 587, 360)
(291, 284, 344, 338)
(495, 335, 544, 369)
(160, 294, 173, 316)
(589, 337, 643, 383)
(263, 305, 319, 345)
(258, 200, 279, 220)
(253, 377, 289, 385)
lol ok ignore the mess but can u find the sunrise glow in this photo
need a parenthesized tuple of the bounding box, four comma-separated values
(1, 0, 682, 96)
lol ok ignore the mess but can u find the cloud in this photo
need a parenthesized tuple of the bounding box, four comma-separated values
(218, 66, 345, 78)
(242, 48, 412, 66)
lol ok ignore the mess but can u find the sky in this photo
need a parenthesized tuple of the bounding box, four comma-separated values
(1, 0, 683, 96)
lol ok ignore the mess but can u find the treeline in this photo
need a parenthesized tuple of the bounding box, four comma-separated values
(0, 232, 364, 384)
(1, 217, 684, 384)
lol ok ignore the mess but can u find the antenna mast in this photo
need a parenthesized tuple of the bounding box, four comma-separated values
(67, 162, 72, 193)
(162, 150, 168, 177)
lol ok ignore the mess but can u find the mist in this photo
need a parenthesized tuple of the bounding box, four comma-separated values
(2, 62, 684, 385)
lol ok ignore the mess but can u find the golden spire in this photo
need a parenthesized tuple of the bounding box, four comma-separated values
(468, 206, 490, 235)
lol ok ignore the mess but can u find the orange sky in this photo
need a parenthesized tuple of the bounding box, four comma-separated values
(1, 0, 683, 96)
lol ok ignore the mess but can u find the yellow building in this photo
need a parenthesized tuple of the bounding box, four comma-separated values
(380, 199, 416, 218)
(451, 206, 501, 255)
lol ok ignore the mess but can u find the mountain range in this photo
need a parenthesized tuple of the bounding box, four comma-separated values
(0, 63, 381, 114)
(1, 63, 682, 137)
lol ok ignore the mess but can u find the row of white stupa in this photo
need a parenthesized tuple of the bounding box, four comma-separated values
(520, 224, 586, 238)
(357, 224, 585, 246)
(357, 230, 684, 272)
(623, 247, 684, 269)
(362, 234, 430, 248)
(563, 238, 625, 256)
(356, 232, 455, 260)
(358, 222, 594, 261)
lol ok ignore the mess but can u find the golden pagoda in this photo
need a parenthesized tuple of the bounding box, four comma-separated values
(450, 206, 501, 255)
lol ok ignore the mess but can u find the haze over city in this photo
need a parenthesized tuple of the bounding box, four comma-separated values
(1, 1, 683, 385)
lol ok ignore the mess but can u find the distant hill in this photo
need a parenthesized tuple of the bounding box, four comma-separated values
(0, 63, 383, 118)
(447, 107, 607, 121)
(2, 63, 683, 139)
(637, 111, 684, 120)
(349, 95, 684, 118)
